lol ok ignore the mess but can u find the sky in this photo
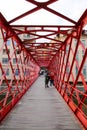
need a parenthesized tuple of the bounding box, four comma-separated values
(0, 0, 87, 28)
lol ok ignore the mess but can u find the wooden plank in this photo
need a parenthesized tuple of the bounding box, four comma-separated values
(0, 76, 83, 130)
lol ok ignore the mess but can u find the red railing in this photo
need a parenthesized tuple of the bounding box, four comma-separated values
(48, 15, 87, 129)
(0, 0, 87, 129)
(0, 16, 40, 121)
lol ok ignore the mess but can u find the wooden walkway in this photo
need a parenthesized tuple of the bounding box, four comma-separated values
(0, 76, 83, 130)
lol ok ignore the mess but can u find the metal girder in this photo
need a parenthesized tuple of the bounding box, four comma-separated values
(9, 0, 76, 25)
(0, 13, 40, 122)
(9, 24, 66, 67)
(0, 0, 87, 129)
(48, 10, 87, 129)
(76, 9, 87, 28)
(0, 12, 39, 66)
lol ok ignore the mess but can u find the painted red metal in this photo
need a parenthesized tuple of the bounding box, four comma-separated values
(0, 13, 40, 122)
(49, 11, 87, 129)
(0, 0, 87, 129)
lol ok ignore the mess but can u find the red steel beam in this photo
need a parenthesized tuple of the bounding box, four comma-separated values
(9, 7, 41, 24)
(76, 9, 87, 28)
(0, 12, 39, 66)
(48, 10, 87, 129)
(9, 0, 58, 24)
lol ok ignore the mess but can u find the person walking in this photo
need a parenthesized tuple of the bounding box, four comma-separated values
(45, 74, 50, 88)
(49, 72, 54, 87)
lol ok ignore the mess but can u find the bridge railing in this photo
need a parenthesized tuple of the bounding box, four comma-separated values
(49, 24, 87, 129)
(0, 23, 39, 122)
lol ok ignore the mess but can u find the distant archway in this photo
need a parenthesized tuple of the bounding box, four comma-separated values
(34, 0, 49, 3)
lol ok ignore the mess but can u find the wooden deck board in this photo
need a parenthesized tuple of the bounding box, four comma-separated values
(0, 76, 83, 130)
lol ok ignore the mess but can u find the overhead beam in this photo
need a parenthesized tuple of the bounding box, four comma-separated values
(76, 9, 87, 28)
(9, 7, 41, 24)
(0, 12, 39, 66)
(11, 25, 75, 28)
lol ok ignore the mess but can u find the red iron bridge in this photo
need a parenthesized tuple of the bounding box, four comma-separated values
(0, 0, 87, 129)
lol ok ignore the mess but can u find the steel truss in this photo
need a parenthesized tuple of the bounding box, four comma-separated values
(0, 0, 87, 128)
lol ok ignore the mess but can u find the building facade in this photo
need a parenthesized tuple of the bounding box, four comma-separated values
(50, 30, 87, 85)
(0, 28, 87, 86)
(66, 31, 87, 83)
(0, 27, 36, 88)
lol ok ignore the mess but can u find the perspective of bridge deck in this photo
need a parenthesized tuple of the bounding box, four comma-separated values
(0, 76, 83, 130)
(0, 0, 87, 129)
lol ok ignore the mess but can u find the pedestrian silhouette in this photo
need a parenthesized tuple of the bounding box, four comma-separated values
(45, 74, 50, 88)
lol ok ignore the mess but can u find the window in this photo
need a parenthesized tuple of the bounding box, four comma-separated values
(83, 65, 86, 79)
(3, 49, 6, 54)
(76, 53, 79, 62)
(81, 39, 86, 47)
(2, 58, 8, 64)
(76, 66, 78, 76)
(82, 50, 85, 58)
(66, 46, 69, 53)
(66, 66, 69, 74)
(74, 39, 77, 47)
(76, 49, 79, 63)
(3, 49, 10, 54)
(13, 58, 16, 64)
(6, 40, 10, 46)
(6, 69, 9, 76)
(15, 69, 19, 76)
(14, 41, 17, 46)
(3, 68, 9, 76)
